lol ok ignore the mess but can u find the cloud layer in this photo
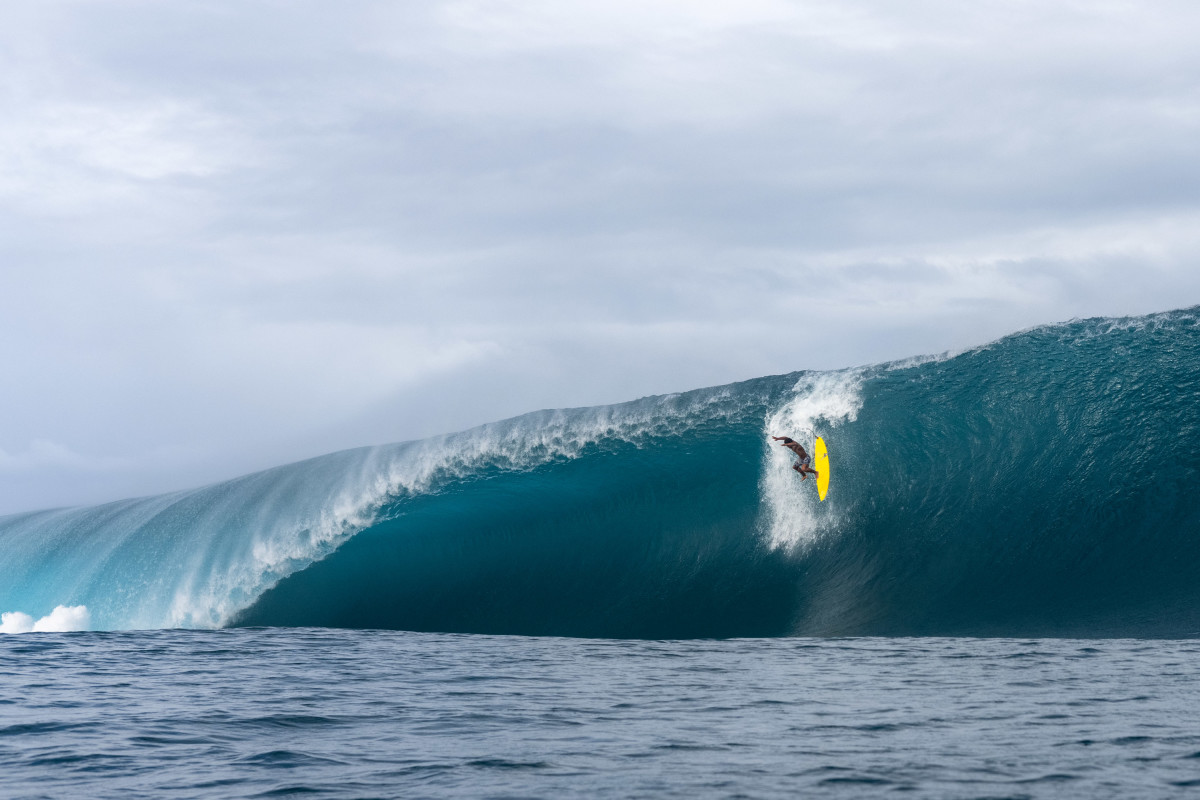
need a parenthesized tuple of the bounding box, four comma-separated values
(2, 1, 1199, 512)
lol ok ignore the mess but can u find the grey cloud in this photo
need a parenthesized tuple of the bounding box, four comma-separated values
(1, 0, 1199, 512)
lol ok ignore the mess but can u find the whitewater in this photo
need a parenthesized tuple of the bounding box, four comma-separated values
(2, 307, 1199, 638)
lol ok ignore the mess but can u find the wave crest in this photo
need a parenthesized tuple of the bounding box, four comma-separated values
(3, 307, 1199, 637)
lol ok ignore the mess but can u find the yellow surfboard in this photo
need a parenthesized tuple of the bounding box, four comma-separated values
(814, 437, 830, 501)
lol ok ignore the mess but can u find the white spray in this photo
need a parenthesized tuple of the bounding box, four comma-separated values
(761, 370, 864, 550)
(109, 386, 754, 630)
(0, 605, 91, 634)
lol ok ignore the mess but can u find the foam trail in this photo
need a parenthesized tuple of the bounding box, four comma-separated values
(0, 605, 90, 634)
(0, 612, 33, 634)
(761, 370, 864, 549)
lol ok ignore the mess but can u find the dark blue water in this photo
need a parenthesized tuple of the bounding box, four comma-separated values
(4, 309, 1200, 796)
(4, 629, 1200, 798)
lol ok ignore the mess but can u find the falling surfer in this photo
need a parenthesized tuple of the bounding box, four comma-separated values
(772, 435, 820, 481)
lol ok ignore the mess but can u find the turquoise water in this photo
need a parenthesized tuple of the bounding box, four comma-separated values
(3, 308, 1198, 637)
(4, 308, 1200, 797)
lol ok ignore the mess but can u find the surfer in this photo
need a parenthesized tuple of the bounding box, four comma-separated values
(772, 436, 820, 481)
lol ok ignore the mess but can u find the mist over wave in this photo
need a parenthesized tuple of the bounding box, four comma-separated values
(2, 308, 1198, 637)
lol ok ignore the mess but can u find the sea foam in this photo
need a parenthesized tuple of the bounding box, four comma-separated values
(0, 605, 90, 634)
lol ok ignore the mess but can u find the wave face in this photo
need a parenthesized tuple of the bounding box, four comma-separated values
(3, 308, 1200, 637)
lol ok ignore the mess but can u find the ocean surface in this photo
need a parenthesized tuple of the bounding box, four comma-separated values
(3, 307, 1200, 796)
(4, 629, 1200, 799)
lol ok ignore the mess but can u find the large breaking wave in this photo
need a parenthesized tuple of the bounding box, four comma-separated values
(3, 308, 1199, 637)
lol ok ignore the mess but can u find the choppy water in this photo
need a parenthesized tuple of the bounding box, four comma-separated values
(4, 310, 1200, 795)
(4, 629, 1200, 798)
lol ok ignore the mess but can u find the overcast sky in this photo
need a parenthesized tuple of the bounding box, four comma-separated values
(2, 0, 1199, 513)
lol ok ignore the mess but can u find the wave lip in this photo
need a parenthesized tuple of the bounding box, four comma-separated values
(3, 307, 1200, 637)
(0, 380, 787, 633)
